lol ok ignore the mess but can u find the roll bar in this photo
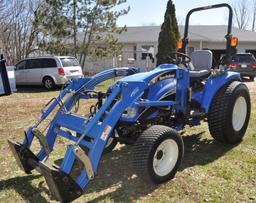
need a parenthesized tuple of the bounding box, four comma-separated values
(180, 3, 235, 64)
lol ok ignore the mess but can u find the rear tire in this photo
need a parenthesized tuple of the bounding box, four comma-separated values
(132, 125, 184, 184)
(208, 81, 251, 144)
(43, 77, 55, 90)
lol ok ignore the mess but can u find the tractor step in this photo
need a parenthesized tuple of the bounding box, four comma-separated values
(8, 139, 83, 202)
(8, 139, 38, 174)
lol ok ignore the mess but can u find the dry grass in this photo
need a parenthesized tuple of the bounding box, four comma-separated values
(0, 80, 256, 203)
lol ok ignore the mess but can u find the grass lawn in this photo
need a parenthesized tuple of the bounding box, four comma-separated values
(0, 81, 256, 203)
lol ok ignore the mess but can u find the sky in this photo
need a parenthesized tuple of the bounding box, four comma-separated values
(116, 0, 236, 26)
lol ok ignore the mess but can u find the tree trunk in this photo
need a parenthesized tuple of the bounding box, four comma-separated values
(73, 0, 77, 57)
(252, 0, 256, 31)
(79, 26, 89, 63)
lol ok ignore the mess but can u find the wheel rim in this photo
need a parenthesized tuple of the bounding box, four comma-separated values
(232, 96, 247, 131)
(153, 139, 179, 177)
(45, 79, 53, 89)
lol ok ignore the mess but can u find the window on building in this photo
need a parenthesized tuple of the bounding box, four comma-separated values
(141, 45, 155, 63)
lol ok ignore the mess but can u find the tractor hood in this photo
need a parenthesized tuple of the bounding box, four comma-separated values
(120, 64, 179, 84)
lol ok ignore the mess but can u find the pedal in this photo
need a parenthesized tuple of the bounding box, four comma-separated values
(73, 146, 94, 180)
(32, 128, 51, 156)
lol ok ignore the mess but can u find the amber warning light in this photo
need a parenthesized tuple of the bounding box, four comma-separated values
(231, 37, 238, 47)
(177, 39, 183, 49)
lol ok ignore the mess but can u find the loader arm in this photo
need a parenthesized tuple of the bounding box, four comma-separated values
(8, 65, 189, 202)
(8, 67, 144, 202)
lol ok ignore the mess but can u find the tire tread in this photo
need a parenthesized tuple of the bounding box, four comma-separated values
(208, 81, 250, 143)
(132, 125, 183, 183)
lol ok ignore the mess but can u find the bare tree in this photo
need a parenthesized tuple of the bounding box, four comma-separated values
(232, 0, 250, 29)
(0, 0, 41, 64)
(177, 16, 185, 26)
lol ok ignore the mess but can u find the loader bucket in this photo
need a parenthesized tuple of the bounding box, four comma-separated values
(8, 139, 38, 174)
(8, 139, 83, 202)
(38, 161, 83, 202)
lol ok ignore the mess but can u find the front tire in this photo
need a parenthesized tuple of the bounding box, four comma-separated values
(132, 125, 184, 184)
(208, 81, 251, 144)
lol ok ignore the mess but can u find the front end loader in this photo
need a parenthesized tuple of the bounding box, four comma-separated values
(8, 3, 251, 202)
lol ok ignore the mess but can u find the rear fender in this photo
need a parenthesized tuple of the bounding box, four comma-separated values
(192, 72, 241, 113)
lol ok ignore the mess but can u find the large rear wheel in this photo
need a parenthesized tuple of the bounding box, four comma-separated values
(132, 125, 184, 184)
(208, 81, 251, 144)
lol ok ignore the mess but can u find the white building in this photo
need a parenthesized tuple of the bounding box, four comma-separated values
(83, 25, 256, 73)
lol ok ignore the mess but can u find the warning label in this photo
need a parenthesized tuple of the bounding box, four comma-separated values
(100, 125, 112, 141)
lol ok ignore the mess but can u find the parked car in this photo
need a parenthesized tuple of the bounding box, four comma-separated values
(227, 53, 256, 81)
(15, 56, 83, 89)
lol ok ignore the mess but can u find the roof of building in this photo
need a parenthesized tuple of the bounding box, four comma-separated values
(110, 25, 256, 43)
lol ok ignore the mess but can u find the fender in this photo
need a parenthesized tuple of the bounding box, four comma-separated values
(192, 71, 241, 113)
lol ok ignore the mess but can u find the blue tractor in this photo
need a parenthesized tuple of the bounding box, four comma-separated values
(8, 4, 251, 202)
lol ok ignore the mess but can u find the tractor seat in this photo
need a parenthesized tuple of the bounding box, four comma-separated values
(189, 50, 212, 80)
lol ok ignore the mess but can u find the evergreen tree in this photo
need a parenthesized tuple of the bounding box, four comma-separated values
(34, 0, 72, 55)
(156, 0, 179, 66)
(35, 0, 129, 69)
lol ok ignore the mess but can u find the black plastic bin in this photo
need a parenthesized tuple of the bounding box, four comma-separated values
(0, 54, 12, 96)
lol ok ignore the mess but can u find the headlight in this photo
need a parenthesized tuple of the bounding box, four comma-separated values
(121, 107, 137, 118)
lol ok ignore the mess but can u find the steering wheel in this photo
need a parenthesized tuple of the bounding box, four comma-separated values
(164, 52, 191, 66)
